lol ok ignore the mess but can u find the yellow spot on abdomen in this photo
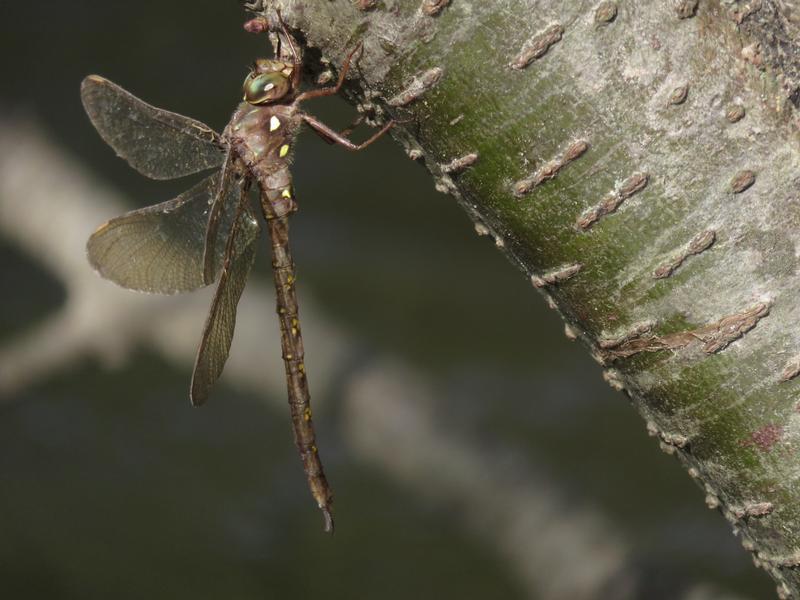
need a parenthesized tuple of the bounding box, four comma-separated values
(304, 407, 312, 421)
(279, 144, 290, 158)
(281, 188, 292, 199)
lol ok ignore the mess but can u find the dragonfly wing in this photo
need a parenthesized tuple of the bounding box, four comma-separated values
(202, 148, 236, 286)
(190, 195, 260, 406)
(87, 173, 242, 294)
(81, 75, 225, 180)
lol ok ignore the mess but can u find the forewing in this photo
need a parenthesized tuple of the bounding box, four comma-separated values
(87, 174, 243, 294)
(190, 197, 260, 406)
(81, 75, 224, 180)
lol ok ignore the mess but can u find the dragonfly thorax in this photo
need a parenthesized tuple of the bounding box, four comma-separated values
(243, 59, 295, 105)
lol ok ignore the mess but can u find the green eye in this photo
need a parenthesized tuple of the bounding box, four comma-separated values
(243, 72, 290, 105)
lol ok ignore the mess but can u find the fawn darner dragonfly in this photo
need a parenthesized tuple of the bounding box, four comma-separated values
(80, 14, 394, 532)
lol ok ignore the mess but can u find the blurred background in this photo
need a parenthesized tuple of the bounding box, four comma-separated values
(0, 1, 775, 598)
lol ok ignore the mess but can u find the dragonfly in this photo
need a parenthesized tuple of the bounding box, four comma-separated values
(80, 13, 394, 533)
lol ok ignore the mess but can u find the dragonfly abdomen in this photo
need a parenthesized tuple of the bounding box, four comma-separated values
(230, 102, 334, 531)
(255, 161, 296, 218)
(258, 187, 334, 532)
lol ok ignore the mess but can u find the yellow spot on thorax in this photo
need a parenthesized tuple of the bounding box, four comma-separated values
(279, 144, 290, 158)
(270, 115, 281, 131)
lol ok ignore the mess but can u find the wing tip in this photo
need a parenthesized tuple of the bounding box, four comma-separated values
(189, 380, 209, 407)
(85, 224, 112, 276)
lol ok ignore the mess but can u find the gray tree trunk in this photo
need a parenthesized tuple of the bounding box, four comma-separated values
(255, 0, 800, 597)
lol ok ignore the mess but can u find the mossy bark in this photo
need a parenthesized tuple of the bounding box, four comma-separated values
(254, 0, 800, 596)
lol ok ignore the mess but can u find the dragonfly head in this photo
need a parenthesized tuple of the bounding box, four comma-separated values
(243, 59, 295, 105)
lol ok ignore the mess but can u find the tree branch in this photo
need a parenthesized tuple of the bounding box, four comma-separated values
(257, 0, 800, 596)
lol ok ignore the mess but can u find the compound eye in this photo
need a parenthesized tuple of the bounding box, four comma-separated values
(243, 72, 289, 105)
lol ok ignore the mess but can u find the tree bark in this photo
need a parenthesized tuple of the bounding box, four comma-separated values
(254, 0, 800, 596)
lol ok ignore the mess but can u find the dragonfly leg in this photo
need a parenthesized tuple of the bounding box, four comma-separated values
(302, 113, 395, 151)
(274, 9, 303, 89)
(310, 114, 368, 146)
(295, 43, 364, 103)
